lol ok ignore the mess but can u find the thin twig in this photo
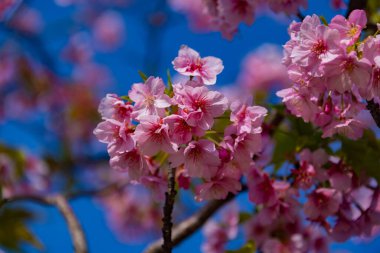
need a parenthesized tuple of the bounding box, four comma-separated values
(0, 180, 129, 252)
(161, 166, 177, 253)
(0, 194, 88, 253)
(51, 195, 88, 253)
(144, 185, 248, 253)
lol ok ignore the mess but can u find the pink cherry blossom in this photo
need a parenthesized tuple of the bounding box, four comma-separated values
(93, 11, 125, 51)
(172, 45, 224, 85)
(168, 0, 214, 31)
(331, 0, 346, 9)
(98, 94, 133, 122)
(304, 188, 342, 220)
(129, 76, 172, 119)
(330, 218, 356, 242)
(322, 51, 371, 94)
(174, 85, 228, 130)
(292, 160, 316, 189)
(109, 149, 150, 181)
(248, 168, 277, 206)
(291, 15, 341, 74)
(202, 204, 238, 253)
(195, 166, 241, 201)
(322, 118, 365, 140)
(237, 44, 290, 91)
(10, 7, 43, 34)
(276, 87, 318, 122)
(93, 119, 135, 155)
(223, 126, 263, 172)
(140, 173, 168, 200)
(267, 0, 307, 16)
(133, 115, 177, 156)
(0, 0, 16, 19)
(163, 114, 204, 145)
(329, 9, 367, 46)
(218, 0, 256, 27)
(62, 32, 93, 64)
(0, 55, 15, 87)
(230, 99, 267, 134)
(368, 56, 380, 99)
(100, 185, 161, 243)
(183, 139, 220, 179)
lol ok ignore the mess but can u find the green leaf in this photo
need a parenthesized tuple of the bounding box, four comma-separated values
(319, 15, 328, 26)
(271, 129, 298, 170)
(0, 144, 26, 178)
(120, 95, 131, 101)
(368, 0, 380, 24)
(138, 70, 148, 82)
(165, 69, 173, 96)
(238, 212, 251, 224)
(270, 116, 328, 170)
(226, 241, 256, 253)
(339, 130, 380, 181)
(0, 208, 43, 252)
(212, 110, 231, 133)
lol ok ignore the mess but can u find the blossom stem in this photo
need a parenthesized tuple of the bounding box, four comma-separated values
(161, 166, 177, 253)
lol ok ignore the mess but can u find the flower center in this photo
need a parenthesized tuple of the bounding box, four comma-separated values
(347, 25, 359, 37)
(311, 40, 327, 56)
(343, 58, 355, 73)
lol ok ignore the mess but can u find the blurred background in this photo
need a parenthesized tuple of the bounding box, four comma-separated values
(0, 0, 380, 252)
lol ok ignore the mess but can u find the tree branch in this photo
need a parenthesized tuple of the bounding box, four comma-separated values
(0, 180, 128, 252)
(51, 195, 88, 253)
(0, 194, 88, 253)
(161, 166, 177, 253)
(144, 185, 248, 253)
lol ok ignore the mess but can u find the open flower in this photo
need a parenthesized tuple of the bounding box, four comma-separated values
(129, 76, 172, 119)
(134, 115, 177, 156)
(304, 188, 342, 220)
(174, 85, 228, 130)
(183, 139, 220, 179)
(172, 45, 224, 85)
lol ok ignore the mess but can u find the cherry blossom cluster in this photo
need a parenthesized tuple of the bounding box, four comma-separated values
(299, 150, 380, 242)
(278, 10, 380, 140)
(242, 148, 380, 252)
(94, 45, 268, 201)
(202, 204, 239, 253)
(169, 0, 308, 39)
(99, 185, 161, 243)
(0, 152, 50, 198)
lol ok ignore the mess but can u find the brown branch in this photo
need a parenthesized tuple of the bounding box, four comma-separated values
(0, 180, 128, 208)
(51, 195, 88, 253)
(0, 181, 128, 252)
(144, 111, 281, 253)
(0, 194, 88, 253)
(144, 185, 248, 253)
(161, 166, 177, 253)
